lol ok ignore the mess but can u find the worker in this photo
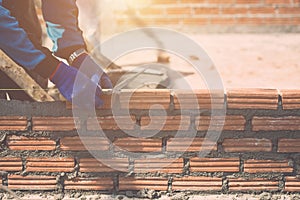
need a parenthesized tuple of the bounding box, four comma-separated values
(0, 0, 112, 109)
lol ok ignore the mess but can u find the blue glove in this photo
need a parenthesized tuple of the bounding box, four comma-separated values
(71, 52, 113, 89)
(50, 62, 103, 109)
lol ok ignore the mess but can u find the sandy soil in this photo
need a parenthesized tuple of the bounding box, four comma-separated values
(1, 192, 300, 200)
(112, 34, 300, 90)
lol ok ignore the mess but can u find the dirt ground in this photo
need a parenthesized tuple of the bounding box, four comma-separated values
(1, 192, 300, 200)
(113, 34, 300, 90)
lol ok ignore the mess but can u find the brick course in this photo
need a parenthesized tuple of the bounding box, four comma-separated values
(1, 88, 300, 194)
(111, 0, 300, 32)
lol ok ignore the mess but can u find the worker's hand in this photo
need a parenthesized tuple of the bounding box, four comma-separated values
(50, 62, 103, 109)
(71, 52, 113, 89)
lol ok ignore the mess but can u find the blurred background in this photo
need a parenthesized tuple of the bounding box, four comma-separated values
(40, 0, 300, 90)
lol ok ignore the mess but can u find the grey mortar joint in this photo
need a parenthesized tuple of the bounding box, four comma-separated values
(162, 137, 168, 153)
(167, 176, 173, 193)
(240, 158, 244, 173)
(222, 176, 229, 194)
(183, 158, 190, 175)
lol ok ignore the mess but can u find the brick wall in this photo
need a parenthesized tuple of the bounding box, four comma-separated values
(111, 0, 300, 32)
(1, 88, 300, 195)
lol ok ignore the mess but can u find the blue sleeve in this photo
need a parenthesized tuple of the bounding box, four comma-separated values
(42, 0, 85, 59)
(0, 3, 46, 70)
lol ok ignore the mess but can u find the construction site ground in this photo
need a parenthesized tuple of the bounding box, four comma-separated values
(114, 33, 300, 90)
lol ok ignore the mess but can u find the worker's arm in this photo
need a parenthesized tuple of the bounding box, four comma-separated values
(0, 3, 104, 109)
(41, 0, 113, 89)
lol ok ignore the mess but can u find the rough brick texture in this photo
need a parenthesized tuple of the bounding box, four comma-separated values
(2, 88, 300, 194)
(87, 116, 136, 131)
(167, 138, 217, 152)
(79, 158, 129, 173)
(195, 115, 246, 131)
(244, 159, 293, 173)
(172, 176, 223, 191)
(285, 177, 300, 192)
(8, 175, 57, 191)
(0, 116, 27, 131)
(26, 157, 75, 172)
(278, 138, 300, 153)
(172, 90, 224, 110)
(7, 136, 56, 151)
(64, 177, 114, 191)
(227, 89, 278, 110)
(112, 0, 300, 32)
(190, 157, 240, 173)
(114, 137, 162, 152)
(252, 116, 300, 131)
(0, 157, 22, 172)
(60, 136, 110, 151)
(119, 177, 168, 191)
(228, 177, 279, 192)
(134, 158, 183, 173)
(222, 138, 272, 152)
(140, 115, 190, 131)
(32, 117, 78, 131)
(281, 90, 300, 110)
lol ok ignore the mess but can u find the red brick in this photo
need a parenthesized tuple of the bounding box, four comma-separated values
(183, 18, 209, 25)
(229, 177, 279, 192)
(207, 0, 235, 3)
(166, 7, 191, 15)
(32, 117, 78, 131)
(138, 8, 165, 16)
(7, 135, 56, 151)
(79, 158, 129, 173)
(119, 177, 168, 191)
(166, 138, 217, 152)
(252, 116, 300, 131)
(0, 116, 27, 131)
(172, 90, 224, 110)
(195, 115, 246, 131)
(281, 89, 300, 110)
(211, 17, 237, 25)
(65, 177, 113, 191)
(134, 158, 183, 173)
(265, 17, 293, 25)
(151, 0, 176, 4)
(60, 136, 110, 151)
(194, 7, 220, 15)
(236, 0, 261, 3)
(140, 115, 190, 131)
(8, 175, 57, 191)
(248, 7, 276, 14)
(265, 0, 292, 4)
(172, 176, 222, 191)
(114, 137, 162, 152)
(190, 158, 240, 173)
(87, 116, 136, 131)
(244, 159, 293, 173)
(222, 7, 248, 15)
(285, 176, 300, 192)
(227, 89, 279, 110)
(223, 138, 272, 152)
(26, 157, 75, 172)
(119, 89, 170, 110)
(181, 0, 206, 3)
(0, 157, 22, 172)
(278, 138, 300, 153)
